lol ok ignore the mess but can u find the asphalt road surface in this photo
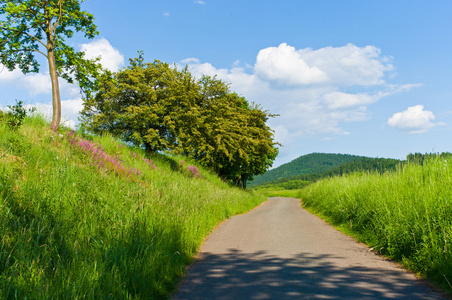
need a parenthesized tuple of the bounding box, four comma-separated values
(173, 197, 446, 299)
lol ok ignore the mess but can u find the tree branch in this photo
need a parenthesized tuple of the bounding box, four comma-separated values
(24, 31, 47, 49)
(52, 0, 63, 38)
(1, 25, 47, 54)
(11, 47, 48, 58)
(0, 26, 26, 46)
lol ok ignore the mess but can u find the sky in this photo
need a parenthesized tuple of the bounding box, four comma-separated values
(1, 0, 451, 167)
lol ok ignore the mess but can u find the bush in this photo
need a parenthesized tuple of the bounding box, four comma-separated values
(0, 100, 36, 129)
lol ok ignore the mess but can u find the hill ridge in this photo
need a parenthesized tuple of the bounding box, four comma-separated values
(249, 152, 364, 187)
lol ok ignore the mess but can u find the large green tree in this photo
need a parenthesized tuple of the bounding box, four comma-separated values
(81, 54, 199, 152)
(0, 0, 101, 129)
(81, 55, 279, 187)
(178, 76, 279, 188)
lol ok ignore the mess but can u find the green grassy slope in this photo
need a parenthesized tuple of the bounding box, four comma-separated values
(298, 159, 452, 294)
(0, 116, 265, 299)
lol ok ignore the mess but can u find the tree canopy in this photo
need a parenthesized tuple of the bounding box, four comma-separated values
(0, 0, 101, 129)
(81, 54, 279, 187)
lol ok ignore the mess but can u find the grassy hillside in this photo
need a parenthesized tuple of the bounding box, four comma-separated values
(250, 153, 401, 188)
(0, 115, 265, 299)
(298, 157, 452, 294)
(249, 153, 364, 187)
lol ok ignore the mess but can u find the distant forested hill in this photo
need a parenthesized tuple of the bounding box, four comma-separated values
(248, 153, 363, 187)
(249, 153, 402, 187)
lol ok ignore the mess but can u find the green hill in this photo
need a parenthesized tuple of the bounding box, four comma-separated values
(249, 153, 402, 188)
(249, 153, 364, 187)
(0, 115, 264, 299)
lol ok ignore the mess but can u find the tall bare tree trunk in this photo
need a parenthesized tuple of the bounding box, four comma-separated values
(47, 40, 61, 130)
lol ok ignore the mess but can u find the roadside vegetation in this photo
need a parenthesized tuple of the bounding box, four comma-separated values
(297, 156, 452, 294)
(0, 114, 265, 299)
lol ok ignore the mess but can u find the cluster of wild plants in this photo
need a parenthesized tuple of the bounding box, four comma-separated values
(66, 130, 157, 178)
(180, 160, 203, 178)
(0, 100, 36, 129)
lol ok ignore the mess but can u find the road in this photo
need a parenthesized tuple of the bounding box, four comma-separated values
(173, 197, 446, 299)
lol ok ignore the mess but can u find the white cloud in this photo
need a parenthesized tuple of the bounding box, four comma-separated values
(163, 12, 170, 17)
(323, 92, 377, 109)
(0, 65, 22, 81)
(0, 64, 51, 95)
(25, 98, 84, 130)
(22, 73, 52, 96)
(388, 105, 444, 134)
(301, 44, 393, 86)
(253, 43, 393, 88)
(255, 43, 327, 86)
(181, 58, 200, 64)
(194, 0, 205, 4)
(184, 42, 417, 165)
(0, 67, 80, 97)
(322, 83, 423, 110)
(0, 38, 123, 98)
(81, 38, 125, 71)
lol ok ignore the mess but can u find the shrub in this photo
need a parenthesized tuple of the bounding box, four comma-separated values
(1, 100, 36, 129)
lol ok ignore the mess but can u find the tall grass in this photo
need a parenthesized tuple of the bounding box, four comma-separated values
(298, 158, 452, 293)
(0, 115, 265, 299)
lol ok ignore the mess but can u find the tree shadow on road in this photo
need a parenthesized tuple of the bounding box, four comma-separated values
(173, 249, 444, 299)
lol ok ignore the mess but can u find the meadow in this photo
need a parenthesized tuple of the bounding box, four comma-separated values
(297, 157, 452, 293)
(0, 115, 265, 299)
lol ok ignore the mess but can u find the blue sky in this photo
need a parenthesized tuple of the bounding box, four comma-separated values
(1, 1, 451, 167)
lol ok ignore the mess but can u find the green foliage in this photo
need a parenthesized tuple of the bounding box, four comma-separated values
(250, 153, 401, 187)
(324, 156, 400, 176)
(0, 0, 102, 128)
(298, 156, 452, 294)
(406, 152, 452, 165)
(253, 179, 311, 191)
(257, 189, 303, 198)
(81, 54, 195, 152)
(81, 53, 279, 187)
(0, 100, 35, 129)
(249, 153, 366, 187)
(0, 115, 265, 298)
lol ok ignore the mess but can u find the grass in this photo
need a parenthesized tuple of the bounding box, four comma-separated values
(0, 115, 265, 299)
(297, 158, 452, 294)
(252, 188, 304, 198)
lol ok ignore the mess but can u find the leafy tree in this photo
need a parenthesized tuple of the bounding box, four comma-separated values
(0, 0, 101, 129)
(81, 54, 199, 152)
(81, 55, 279, 187)
(173, 75, 278, 188)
